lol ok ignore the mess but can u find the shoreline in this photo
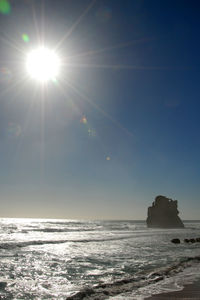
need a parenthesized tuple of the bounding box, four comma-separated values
(145, 278, 200, 299)
(66, 258, 200, 300)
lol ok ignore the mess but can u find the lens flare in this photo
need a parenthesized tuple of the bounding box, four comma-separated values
(0, 0, 11, 15)
(22, 34, 30, 43)
(80, 116, 87, 124)
(7, 123, 21, 138)
(88, 128, 96, 137)
(96, 6, 112, 23)
(0, 67, 12, 84)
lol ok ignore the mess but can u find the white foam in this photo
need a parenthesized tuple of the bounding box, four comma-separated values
(108, 262, 200, 299)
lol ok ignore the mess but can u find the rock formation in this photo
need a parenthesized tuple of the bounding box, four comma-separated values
(171, 238, 180, 244)
(146, 195, 184, 228)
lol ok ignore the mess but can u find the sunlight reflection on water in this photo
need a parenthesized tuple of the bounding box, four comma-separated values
(0, 219, 199, 299)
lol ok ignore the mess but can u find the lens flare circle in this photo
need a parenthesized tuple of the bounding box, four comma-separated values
(26, 47, 60, 82)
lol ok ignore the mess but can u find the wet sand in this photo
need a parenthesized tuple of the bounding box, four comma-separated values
(146, 279, 200, 299)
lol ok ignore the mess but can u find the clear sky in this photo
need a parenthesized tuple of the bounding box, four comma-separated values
(0, 0, 199, 219)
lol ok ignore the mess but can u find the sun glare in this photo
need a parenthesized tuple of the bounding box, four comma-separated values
(26, 47, 60, 82)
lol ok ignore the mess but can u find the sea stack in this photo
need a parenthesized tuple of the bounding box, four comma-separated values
(146, 195, 184, 228)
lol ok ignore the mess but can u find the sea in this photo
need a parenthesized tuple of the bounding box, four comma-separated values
(0, 219, 199, 299)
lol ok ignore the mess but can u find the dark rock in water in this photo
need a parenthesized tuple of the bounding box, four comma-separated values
(190, 238, 196, 243)
(66, 287, 95, 300)
(171, 238, 180, 244)
(184, 238, 200, 243)
(146, 195, 184, 228)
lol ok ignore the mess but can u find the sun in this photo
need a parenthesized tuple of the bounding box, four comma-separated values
(26, 47, 60, 82)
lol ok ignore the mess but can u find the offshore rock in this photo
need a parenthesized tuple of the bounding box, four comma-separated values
(171, 238, 180, 244)
(146, 195, 184, 228)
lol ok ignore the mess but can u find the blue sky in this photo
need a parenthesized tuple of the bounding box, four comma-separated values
(0, 0, 199, 219)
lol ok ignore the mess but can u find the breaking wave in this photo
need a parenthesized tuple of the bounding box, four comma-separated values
(66, 256, 200, 299)
(0, 235, 135, 249)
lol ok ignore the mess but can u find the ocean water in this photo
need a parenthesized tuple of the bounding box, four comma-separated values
(0, 219, 199, 299)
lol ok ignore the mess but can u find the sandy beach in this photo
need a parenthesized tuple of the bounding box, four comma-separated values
(146, 279, 200, 299)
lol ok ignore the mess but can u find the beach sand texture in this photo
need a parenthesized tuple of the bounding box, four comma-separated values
(146, 279, 200, 299)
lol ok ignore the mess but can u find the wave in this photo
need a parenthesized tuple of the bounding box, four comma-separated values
(27, 228, 95, 233)
(0, 235, 134, 250)
(22, 225, 143, 233)
(43, 221, 87, 226)
(66, 256, 200, 300)
(0, 240, 68, 249)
